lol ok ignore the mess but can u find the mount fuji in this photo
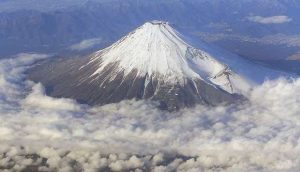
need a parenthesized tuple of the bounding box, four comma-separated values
(28, 21, 288, 110)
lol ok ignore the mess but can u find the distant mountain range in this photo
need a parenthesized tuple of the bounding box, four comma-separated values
(0, 0, 300, 61)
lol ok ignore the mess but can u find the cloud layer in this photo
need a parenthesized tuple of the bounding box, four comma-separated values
(70, 38, 103, 51)
(0, 54, 300, 171)
(248, 15, 292, 24)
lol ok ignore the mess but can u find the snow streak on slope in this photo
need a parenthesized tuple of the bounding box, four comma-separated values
(88, 21, 252, 94)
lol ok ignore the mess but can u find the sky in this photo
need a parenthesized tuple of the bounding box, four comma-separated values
(0, 54, 300, 171)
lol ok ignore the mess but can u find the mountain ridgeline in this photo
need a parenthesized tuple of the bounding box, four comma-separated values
(1, 0, 300, 59)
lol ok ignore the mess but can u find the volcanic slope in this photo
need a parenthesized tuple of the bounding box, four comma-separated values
(28, 21, 286, 110)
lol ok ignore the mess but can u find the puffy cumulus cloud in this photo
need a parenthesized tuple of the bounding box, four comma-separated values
(0, 54, 300, 171)
(70, 38, 103, 51)
(248, 15, 292, 24)
(22, 83, 81, 111)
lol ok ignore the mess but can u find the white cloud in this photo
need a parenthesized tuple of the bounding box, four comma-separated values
(248, 15, 292, 24)
(0, 54, 300, 171)
(22, 83, 81, 111)
(70, 38, 102, 51)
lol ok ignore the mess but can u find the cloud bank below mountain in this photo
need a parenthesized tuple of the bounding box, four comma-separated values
(0, 54, 300, 171)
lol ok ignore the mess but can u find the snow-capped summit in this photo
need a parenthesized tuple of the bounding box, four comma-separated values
(88, 21, 250, 94)
(90, 21, 195, 80)
(28, 21, 288, 110)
